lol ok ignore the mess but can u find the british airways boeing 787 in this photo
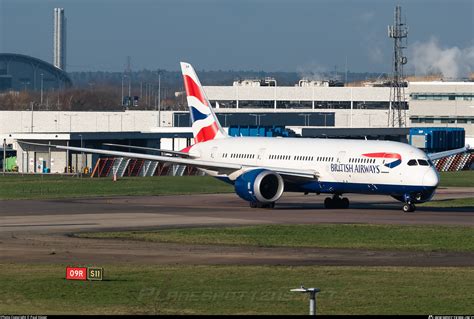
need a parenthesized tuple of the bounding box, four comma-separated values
(57, 62, 469, 213)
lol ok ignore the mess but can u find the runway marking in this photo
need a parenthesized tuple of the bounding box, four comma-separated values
(0, 223, 97, 227)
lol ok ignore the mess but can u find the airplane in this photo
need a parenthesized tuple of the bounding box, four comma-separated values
(54, 62, 470, 213)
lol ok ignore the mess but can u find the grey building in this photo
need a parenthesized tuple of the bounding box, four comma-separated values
(0, 53, 72, 92)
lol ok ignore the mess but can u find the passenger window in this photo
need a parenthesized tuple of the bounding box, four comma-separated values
(407, 159, 418, 166)
(418, 159, 429, 166)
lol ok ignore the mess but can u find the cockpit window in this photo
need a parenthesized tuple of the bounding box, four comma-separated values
(418, 159, 429, 166)
(407, 159, 418, 166)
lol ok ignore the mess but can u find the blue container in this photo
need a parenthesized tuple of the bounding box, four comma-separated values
(410, 127, 465, 152)
(229, 125, 293, 137)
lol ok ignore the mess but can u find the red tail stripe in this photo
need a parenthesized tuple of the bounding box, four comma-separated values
(183, 75, 208, 106)
(195, 122, 218, 143)
(363, 152, 401, 160)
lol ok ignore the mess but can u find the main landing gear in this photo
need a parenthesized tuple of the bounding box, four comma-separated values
(324, 195, 350, 209)
(249, 202, 275, 209)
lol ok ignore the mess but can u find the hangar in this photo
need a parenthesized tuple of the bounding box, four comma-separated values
(0, 53, 72, 92)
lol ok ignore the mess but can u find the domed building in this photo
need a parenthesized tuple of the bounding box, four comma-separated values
(0, 53, 72, 92)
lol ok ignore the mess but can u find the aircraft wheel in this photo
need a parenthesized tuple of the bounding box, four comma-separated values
(402, 203, 416, 213)
(341, 197, 350, 209)
(250, 202, 275, 209)
(324, 197, 333, 209)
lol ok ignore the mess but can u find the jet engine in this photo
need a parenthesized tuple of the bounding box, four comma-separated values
(234, 169, 284, 205)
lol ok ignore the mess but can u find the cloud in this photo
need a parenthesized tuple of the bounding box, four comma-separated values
(296, 62, 329, 81)
(356, 10, 385, 65)
(410, 37, 474, 79)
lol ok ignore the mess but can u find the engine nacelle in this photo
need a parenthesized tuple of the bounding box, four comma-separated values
(234, 169, 284, 203)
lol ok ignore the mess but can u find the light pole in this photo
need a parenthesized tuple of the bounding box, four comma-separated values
(2, 138, 6, 175)
(121, 74, 125, 106)
(22, 80, 30, 91)
(158, 72, 161, 111)
(321, 113, 330, 127)
(30, 102, 34, 133)
(40, 73, 44, 106)
(128, 75, 131, 108)
(291, 285, 321, 316)
(78, 134, 84, 177)
(157, 72, 161, 127)
(221, 113, 233, 127)
(144, 82, 148, 107)
(175, 113, 186, 127)
(298, 114, 312, 126)
(249, 113, 266, 126)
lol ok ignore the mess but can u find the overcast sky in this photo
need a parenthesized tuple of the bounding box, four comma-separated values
(0, 0, 473, 74)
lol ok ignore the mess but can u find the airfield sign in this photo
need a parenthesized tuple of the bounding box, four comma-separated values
(66, 266, 103, 281)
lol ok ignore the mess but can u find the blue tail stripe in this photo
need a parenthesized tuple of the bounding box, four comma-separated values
(190, 107, 208, 122)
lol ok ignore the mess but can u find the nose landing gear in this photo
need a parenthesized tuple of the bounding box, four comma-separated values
(402, 203, 416, 213)
(402, 193, 416, 213)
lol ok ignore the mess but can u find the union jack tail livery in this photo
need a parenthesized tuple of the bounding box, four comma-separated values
(180, 62, 227, 143)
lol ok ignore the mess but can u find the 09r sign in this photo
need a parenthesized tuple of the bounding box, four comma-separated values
(66, 267, 87, 280)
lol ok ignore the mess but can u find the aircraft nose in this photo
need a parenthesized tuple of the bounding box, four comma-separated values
(423, 169, 439, 187)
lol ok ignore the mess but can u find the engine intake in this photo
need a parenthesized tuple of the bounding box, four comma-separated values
(234, 169, 284, 203)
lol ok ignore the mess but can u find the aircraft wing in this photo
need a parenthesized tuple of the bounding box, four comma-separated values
(103, 143, 192, 157)
(55, 145, 318, 179)
(427, 145, 470, 161)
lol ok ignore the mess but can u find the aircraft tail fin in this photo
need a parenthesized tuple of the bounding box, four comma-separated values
(180, 62, 227, 143)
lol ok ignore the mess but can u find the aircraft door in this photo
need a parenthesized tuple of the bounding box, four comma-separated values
(210, 146, 218, 159)
(257, 148, 266, 165)
(335, 151, 348, 183)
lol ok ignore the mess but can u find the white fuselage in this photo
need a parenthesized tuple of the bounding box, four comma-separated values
(188, 137, 439, 199)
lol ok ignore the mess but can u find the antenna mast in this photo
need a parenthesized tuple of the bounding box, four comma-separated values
(387, 5, 408, 127)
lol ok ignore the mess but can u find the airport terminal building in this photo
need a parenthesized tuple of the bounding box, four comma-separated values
(1, 79, 472, 174)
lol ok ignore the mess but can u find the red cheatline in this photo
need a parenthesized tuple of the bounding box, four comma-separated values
(363, 152, 401, 159)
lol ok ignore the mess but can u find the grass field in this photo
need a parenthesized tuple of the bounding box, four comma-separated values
(77, 224, 474, 252)
(0, 264, 472, 315)
(438, 170, 474, 187)
(0, 171, 471, 200)
(0, 175, 232, 200)
(420, 197, 474, 208)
